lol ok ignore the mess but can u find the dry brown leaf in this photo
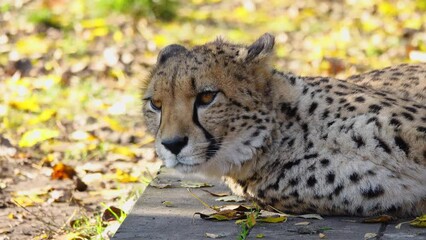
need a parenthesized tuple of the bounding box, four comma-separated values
(51, 163, 77, 180)
(201, 189, 230, 197)
(150, 180, 172, 189)
(257, 214, 287, 223)
(180, 181, 213, 188)
(75, 177, 88, 192)
(102, 206, 125, 222)
(362, 215, 394, 223)
(195, 209, 246, 221)
(215, 195, 245, 202)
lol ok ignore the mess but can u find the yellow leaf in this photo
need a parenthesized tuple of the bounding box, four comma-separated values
(7, 213, 15, 219)
(12, 195, 45, 207)
(139, 135, 155, 146)
(9, 98, 40, 112)
(153, 35, 168, 48)
(19, 128, 59, 148)
(257, 215, 287, 223)
(33, 233, 49, 240)
(115, 169, 139, 183)
(16, 36, 48, 55)
(103, 116, 126, 132)
(410, 214, 426, 228)
(81, 18, 106, 28)
(28, 109, 56, 125)
(162, 201, 174, 207)
(256, 233, 264, 238)
(112, 146, 136, 158)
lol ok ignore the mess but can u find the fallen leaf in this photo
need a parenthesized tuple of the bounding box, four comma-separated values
(195, 209, 246, 221)
(296, 214, 323, 220)
(215, 195, 245, 202)
(410, 214, 426, 228)
(362, 215, 394, 223)
(102, 206, 125, 222)
(257, 214, 287, 223)
(202, 189, 230, 197)
(12, 195, 45, 207)
(9, 98, 41, 112)
(150, 180, 172, 189)
(111, 145, 136, 158)
(75, 177, 88, 192)
(205, 232, 227, 239)
(364, 233, 377, 239)
(51, 162, 77, 180)
(28, 109, 56, 125)
(180, 181, 213, 188)
(19, 128, 59, 147)
(318, 227, 333, 231)
(246, 211, 257, 227)
(295, 221, 311, 226)
(319, 233, 326, 239)
(16, 35, 49, 55)
(256, 233, 264, 238)
(115, 169, 139, 183)
(162, 201, 174, 207)
(221, 204, 256, 212)
(0, 227, 12, 234)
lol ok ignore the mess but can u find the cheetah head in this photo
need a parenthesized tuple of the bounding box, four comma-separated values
(142, 33, 277, 177)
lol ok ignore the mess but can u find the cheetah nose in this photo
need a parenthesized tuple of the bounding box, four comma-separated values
(161, 136, 188, 155)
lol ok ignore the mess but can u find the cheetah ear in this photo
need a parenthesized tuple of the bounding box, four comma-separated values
(245, 33, 275, 62)
(157, 44, 188, 65)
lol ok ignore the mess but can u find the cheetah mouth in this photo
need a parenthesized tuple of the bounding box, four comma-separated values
(174, 156, 203, 168)
(174, 161, 203, 173)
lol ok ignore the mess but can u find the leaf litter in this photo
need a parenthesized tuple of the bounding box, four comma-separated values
(1, 0, 426, 239)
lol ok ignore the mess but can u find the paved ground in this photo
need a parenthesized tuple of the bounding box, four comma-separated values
(114, 168, 426, 240)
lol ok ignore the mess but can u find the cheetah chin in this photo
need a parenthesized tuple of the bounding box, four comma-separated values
(142, 33, 426, 217)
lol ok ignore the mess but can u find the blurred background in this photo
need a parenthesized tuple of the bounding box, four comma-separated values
(0, 0, 425, 239)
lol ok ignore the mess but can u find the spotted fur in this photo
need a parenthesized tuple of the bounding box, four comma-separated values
(142, 33, 426, 217)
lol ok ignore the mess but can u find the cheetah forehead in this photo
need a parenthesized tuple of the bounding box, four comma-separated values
(144, 33, 276, 98)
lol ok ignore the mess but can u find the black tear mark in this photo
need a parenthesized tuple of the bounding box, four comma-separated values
(192, 101, 221, 159)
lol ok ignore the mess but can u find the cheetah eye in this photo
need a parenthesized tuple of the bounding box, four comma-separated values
(196, 91, 218, 106)
(150, 99, 162, 111)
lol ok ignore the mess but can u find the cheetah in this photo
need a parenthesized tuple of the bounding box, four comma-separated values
(142, 33, 426, 217)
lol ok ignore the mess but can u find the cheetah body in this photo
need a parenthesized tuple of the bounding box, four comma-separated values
(143, 34, 426, 216)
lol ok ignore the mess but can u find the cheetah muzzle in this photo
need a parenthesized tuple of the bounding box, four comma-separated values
(142, 33, 426, 217)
